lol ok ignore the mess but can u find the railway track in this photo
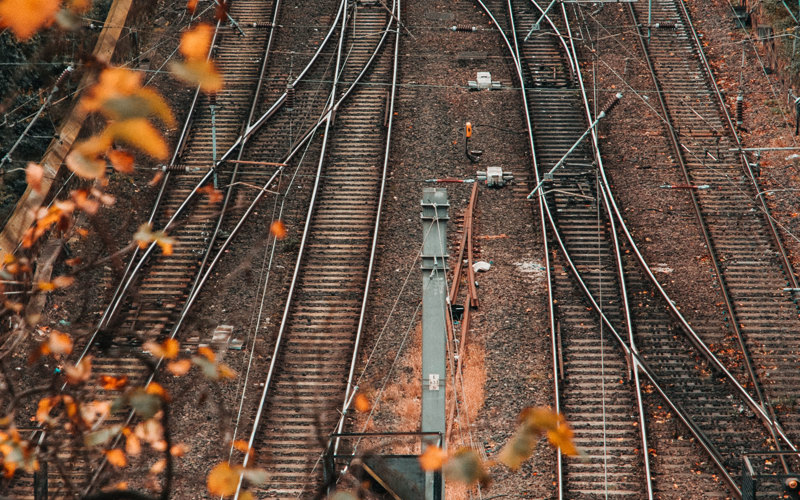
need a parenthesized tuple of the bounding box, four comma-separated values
(628, 0, 800, 446)
(481, 0, 799, 497)
(2, 0, 347, 496)
(236, 0, 400, 497)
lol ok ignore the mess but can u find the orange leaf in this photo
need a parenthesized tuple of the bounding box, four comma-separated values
(107, 150, 134, 174)
(26, 163, 44, 193)
(197, 346, 215, 362)
(186, 0, 197, 13)
(169, 60, 224, 93)
(51, 275, 75, 289)
(354, 393, 370, 413)
(65, 356, 92, 385)
(207, 462, 238, 496)
(105, 449, 127, 468)
(125, 434, 141, 455)
(47, 330, 72, 355)
(36, 397, 55, 423)
(270, 220, 287, 240)
(99, 375, 128, 391)
(170, 443, 188, 457)
(167, 359, 191, 376)
(146, 382, 169, 400)
(0, 0, 60, 39)
(150, 458, 166, 475)
(106, 119, 168, 160)
(82, 67, 143, 113)
(232, 440, 251, 455)
(143, 338, 179, 359)
(66, 135, 112, 179)
(180, 23, 213, 60)
(198, 185, 223, 203)
(418, 445, 447, 472)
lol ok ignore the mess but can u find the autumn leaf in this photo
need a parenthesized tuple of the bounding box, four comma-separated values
(66, 134, 112, 179)
(270, 220, 287, 239)
(36, 330, 72, 359)
(26, 163, 44, 193)
(127, 390, 162, 419)
(145, 382, 170, 401)
(443, 448, 489, 486)
(198, 185, 223, 203)
(143, 338, 179, 359)
(354, 393, 370, 413)
(169, 60, 224, 93)
(150, 458, 166, 475)
(134, 223, 176, 255)
(99, 375, 128, 391)
(167, 359, 192, 376)
(418, 445, 447, 472)
(105, 449, 127, 468)
(36, 397, 55, 423)
(170, 443, 188, 457)
(197, 346, 215, 362)
(106, 119, 168, 160)
(180, 23, 213, 60)
(125, 432, 141, 456)
(79, 400, 110, 426)
(186, 0, 197, 13)
(85, 424, 122, 447)
(546, 423, 577, 456)
(107, 150, 134, 174)
(207, 462, 239, 496)
(64, 356, 92, 385)
(0, 0, 60, 39)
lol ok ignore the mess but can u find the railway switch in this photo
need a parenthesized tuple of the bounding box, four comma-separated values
(477, 167, 513, 187)
(468, 71, 501, 90)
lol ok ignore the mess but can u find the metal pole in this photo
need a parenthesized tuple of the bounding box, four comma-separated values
(526, 112, 606, 199)
(648, 0, 652, 42)
(524, 0, 557, 41)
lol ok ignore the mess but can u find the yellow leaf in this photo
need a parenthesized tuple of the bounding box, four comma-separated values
(418, 445, 447, 472)
(547, 424, 577, 456)
(270, 220, 287, 240)
(26, 163, 44, 193)
(169, 60, 224, 93)
(238, 492, 254, 500)
(37, 282, 56, 292)
(167, 359, 192, 376)
(105, 449, 127, 468)
(207, 462, 239, 496)
(180, 23, 213, 60)
(0, 0, 60, 39)
(82, 68, 143, 112)
(106, 119, 168, 160)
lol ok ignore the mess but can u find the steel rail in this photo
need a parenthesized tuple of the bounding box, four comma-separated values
(525, 2, 653, 497)
(564, 0, 797, 469)
(81, 0, 289, 491)
(559, 3, 798, 457)
(626, 3, 788, 460)
(334, 0, 400, 452)
(234, 1, 397, 496)
(90, 0, 342, 344)
(478, 0, 741, 494)
(675, 1, 799, 291)
(92, 0, 348, 338)
(470, 1, 561, 497)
